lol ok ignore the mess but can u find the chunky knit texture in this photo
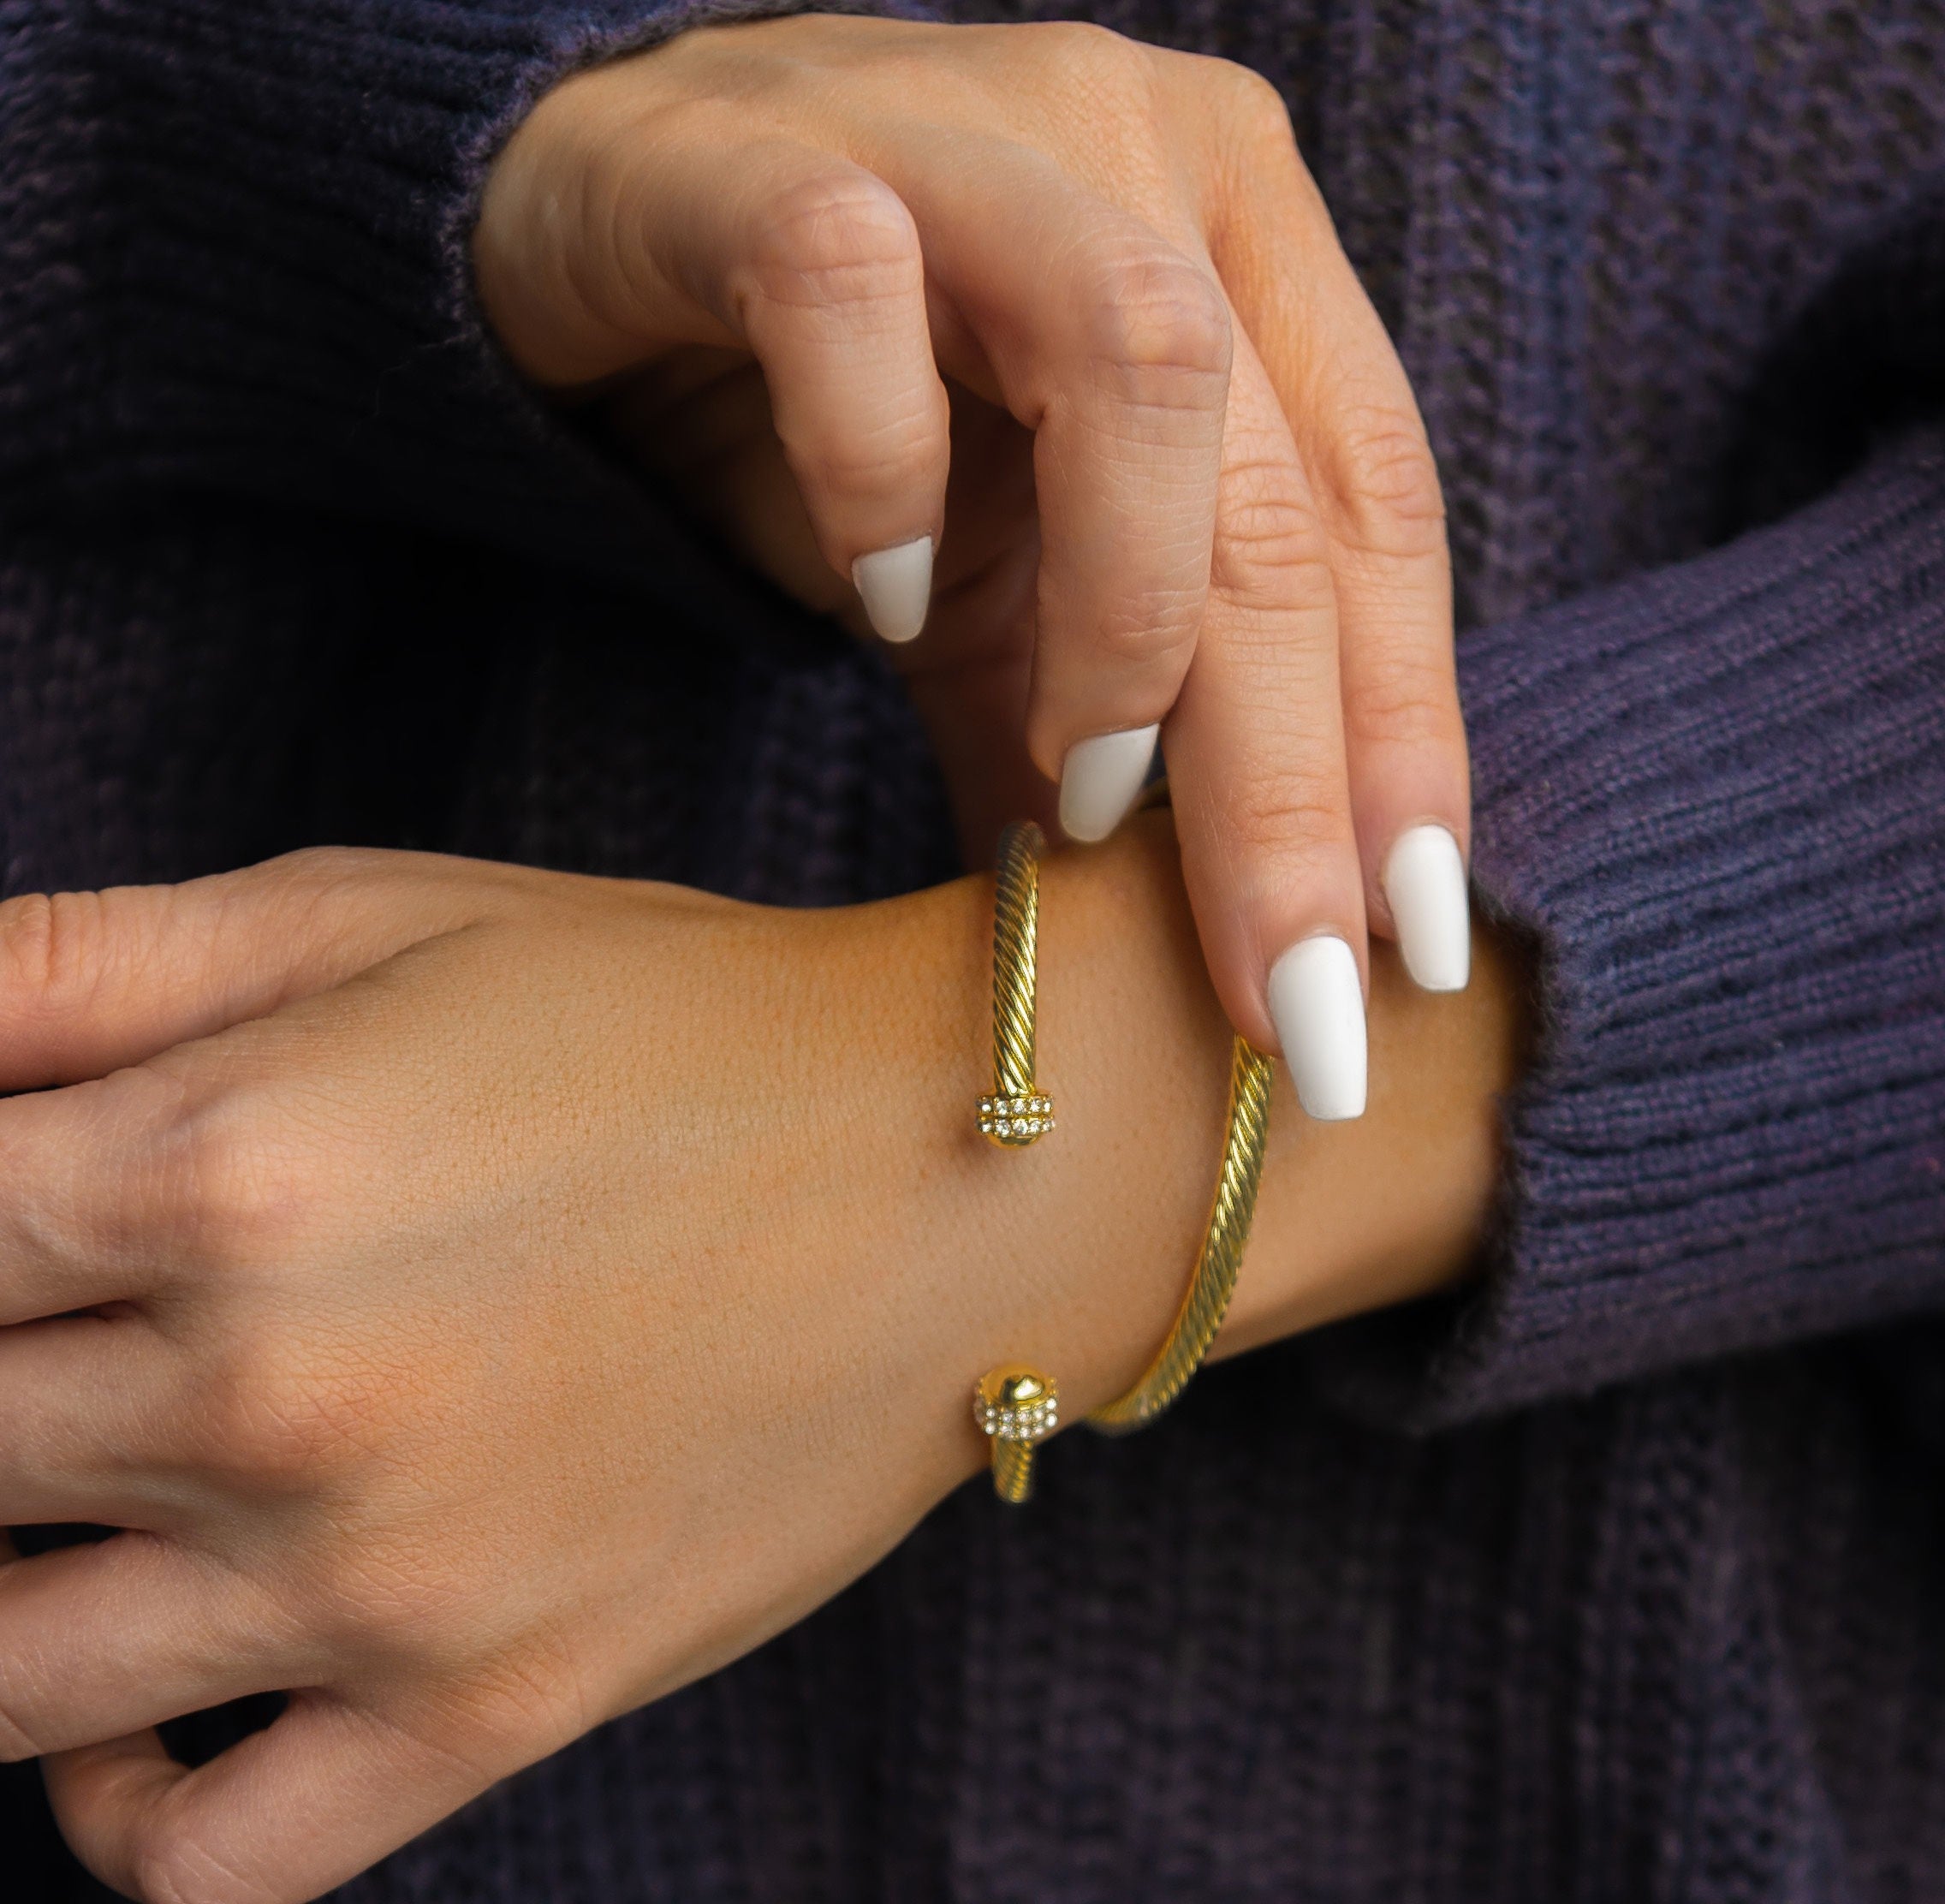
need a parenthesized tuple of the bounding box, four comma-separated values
(3, 2, 1945, 1899)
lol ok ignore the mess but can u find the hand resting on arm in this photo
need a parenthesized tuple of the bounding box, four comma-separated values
(476, 15, 1474, 1112)
(0, 818, 1519, 1902)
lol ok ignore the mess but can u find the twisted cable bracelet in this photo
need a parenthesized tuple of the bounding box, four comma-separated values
(973, 822, 1060, 1502)
(1088, 1036, 1276, 1433)
(975, 819, 1056, 1147)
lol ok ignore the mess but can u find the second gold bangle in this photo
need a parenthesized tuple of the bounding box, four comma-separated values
(1087, 1035, 1274, 1433)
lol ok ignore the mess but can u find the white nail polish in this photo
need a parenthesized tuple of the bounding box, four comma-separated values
(1383, 824, 1471, 993)
(852, 536, 933, 645)
(1267, 936, 1367, 1122)
(1058, 724, 1160, 843)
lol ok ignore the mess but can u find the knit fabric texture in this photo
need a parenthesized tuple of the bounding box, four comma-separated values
(3, 1, 1944, 1899)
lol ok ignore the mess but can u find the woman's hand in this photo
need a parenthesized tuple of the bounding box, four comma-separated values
(0, 838, 1515, 1902)
(474, 15, 1472, 1120)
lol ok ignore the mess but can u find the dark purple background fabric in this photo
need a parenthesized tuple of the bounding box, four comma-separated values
(3, 2, 1943, 1897)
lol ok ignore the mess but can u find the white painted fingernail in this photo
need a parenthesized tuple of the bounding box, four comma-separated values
(1267, 936, 1367, 1121)
(1383, 824, 1471, 992)
(852, 536, 933, 644)
(1058, 723, 1159, 843)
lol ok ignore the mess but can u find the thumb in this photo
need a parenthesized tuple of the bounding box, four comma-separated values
(0, 848, 500, 1092)
(44, 1695, 504, 1904)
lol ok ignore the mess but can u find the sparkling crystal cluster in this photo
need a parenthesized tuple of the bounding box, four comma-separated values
(976, 1092, 1055, 1141)
(973, 1374, 1059, 1443)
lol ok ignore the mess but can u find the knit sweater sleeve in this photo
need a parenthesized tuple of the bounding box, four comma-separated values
(1308, 426, 1945, 1429)
(0, 0, 918, 577)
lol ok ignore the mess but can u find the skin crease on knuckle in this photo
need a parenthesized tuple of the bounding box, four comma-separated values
(1209, 468, 1336, 621)
(1339, 646, 1465, 753)
(1077, 578, 1209, 674)
(0, 888, 116, 1030)
(732, 169, 923, 323)
(1079, 247, 1232, 408)
(1321, 402, 1448, 568)
(1209, 766, 1357, 871)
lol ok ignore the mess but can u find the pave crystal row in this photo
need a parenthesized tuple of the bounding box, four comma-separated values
(976, 1092, 1056, 1144)
(973, 1368, 1061, 1443)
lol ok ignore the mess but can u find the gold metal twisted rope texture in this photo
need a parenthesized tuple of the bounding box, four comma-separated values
(1088, 1036, 1276, 1434)
(973, 822, 1058, 1502)
(975, 819, 1055, 1147)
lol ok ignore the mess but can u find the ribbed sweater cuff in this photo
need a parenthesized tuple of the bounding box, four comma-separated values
(3, 0, 925, 565)
(1311, 431, 1945, 1429)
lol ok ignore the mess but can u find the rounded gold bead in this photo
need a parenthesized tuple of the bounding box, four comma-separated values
(973, 1365, 1061, 1444)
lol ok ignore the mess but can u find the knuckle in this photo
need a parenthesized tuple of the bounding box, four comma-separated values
(1342, 650, 1460, 750)
(1218, 769, 1353, 864)
(34, 1064, 194, 1273)
(1210, 465, 1335, 616)
(304, 1530, 475, 1657)
(0, 888, 105, 1013)
(1218, 58, 1298, 149)
(1083, 247, 1232, 402)
(193, 1335, 398, 1490)
(1326, 408, 1448, 562)
(258, 842, 380, 892)
(739, 169, 921, 316)
(1087, 585, 1204, 671)
(1033, 19, 1153, 92)
(167, 1105, 306, 1272)
(788, 405, 943, 501)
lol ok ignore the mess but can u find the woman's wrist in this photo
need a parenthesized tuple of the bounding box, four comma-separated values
(845, 808, 1525, 1500)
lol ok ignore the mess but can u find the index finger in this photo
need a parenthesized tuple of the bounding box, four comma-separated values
(882, 143, 1232, 838)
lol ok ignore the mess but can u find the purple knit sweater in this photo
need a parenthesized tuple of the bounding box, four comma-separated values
(3, 3, 1943, 1900)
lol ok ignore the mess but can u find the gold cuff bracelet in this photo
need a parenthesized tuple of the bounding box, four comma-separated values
(969, 817, 1276, 1502)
